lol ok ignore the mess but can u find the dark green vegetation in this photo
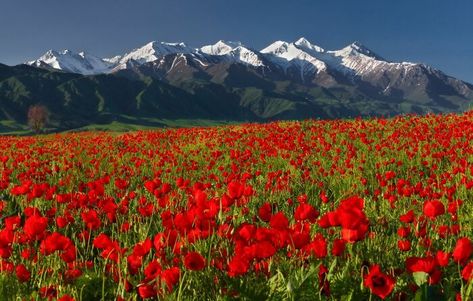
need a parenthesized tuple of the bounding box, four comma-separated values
(1, 62, 472, 133)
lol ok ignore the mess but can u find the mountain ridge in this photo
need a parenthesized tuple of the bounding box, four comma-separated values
(0, 38, 471, 132)
(25, 38, 421, 75)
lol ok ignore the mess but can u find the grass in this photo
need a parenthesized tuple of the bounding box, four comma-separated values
(0, 118, 242, 135)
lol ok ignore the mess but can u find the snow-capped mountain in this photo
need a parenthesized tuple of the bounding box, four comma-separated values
(199, 40, 265, 67)
(200, 40, 242, 56)
(28, 38, 418, 77)
(261, 38, 420, 81)
(27, 50, 115, 75)
(25, 37, 473, 103)
(116, 41, 194, 65)
(5, 37, 473, 129)
(325, 42, 418, 77)
(261, 39, 328, 80)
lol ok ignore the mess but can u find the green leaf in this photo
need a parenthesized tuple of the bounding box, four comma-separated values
(413, 271, 429, 287)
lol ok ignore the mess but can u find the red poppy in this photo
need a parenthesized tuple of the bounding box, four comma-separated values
(15, 264, 31, 282)
(269, 212, 289, 230)
(406, 256, 437, 274)
(144, 261, 161, 280)
(81, 210, 101, 230)
(304, 234, 327, 258)
(423, 200, 445, 219)
(161, 267, 180, 291)
(364, 265, 395, 299)
(127, 254, 142, 275)
(57, 295, 74, 301)
(462, 262, 473, 281)
(258, 202, 272, 222)
(133, 238, 152, 257)
(184, 252, 206, 271)
(23, 215, 48, 240)
(228, 255, 250, 277)
(294, 203, 319, 222)
(137, 284, 157, 299)
(453, 237, 472, 263)
(397, 227, 410, 238)
(436, 251, 450, 267)
(399, 210, 415, 223)
(398, 240, 411, 251)
(228, 181, 244, 199)
(332, 239, 346, 256)
(253, 241, 277, 259)
(291, 231, 310, 250)
(93, 233, 112, 249)
(318, 264, 330, 296)
(39, 286, 57, 299)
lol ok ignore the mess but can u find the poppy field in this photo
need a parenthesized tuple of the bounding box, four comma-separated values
(1, 112, 473, 300)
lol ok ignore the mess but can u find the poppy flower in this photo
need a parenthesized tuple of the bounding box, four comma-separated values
(57, 295, 74, 301)
(341, 223, 369, 243)
(399, 210, 415, 223)
(258, 202, 272, 222)
(39, 286, 57, 299)
(397, 240, 411, 251)
(332, 239, 346, 256)
(23, 215, 48, 240)
(184, 252, 206, 271)
(228, 255, 250, 277)
(133, 238, 152, 257)
(127, 254, 142, 275)
(228, 181, 244, 199)
(291, 231, 310, 250)
(320, 191, 329, 204)
(269, 212, 289, 230)
(294, 203, 319, 222)
(137, 284, 157, 299)
(423, 200, 445, 219)
(406, 256, 437, 274)
(15, 264, 30, 282)
(304, 234, 327, 258)
(436, 251, 450, 267)
(144, 261, 161, 280)
(93, 233, 112, 249)
(364, 265, 395, 299)
(462, 262, 473, 281)
(81, 210, 101, 230)
(453, 238, 472, 263)
(253, 241, 277, 259)
(397, 227, 410, 238)
(318, 264, 330, 296)
(161, 267, 180, 291)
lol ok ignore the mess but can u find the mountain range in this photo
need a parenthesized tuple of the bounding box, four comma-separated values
(1, 37, 472, 132)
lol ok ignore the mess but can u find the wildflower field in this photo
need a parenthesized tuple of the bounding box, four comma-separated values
(0, 112, 473, 300)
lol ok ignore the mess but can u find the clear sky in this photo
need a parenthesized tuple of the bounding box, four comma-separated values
(1, 0, 472, 82)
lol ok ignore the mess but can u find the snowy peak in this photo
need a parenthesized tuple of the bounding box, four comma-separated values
(261, 39, 327, 75)
(27, 49, 114, 75)
(228, 46, 265, 67)
(37, 50, 59, 61)
(200, 40, 264, 66)
(260, 38, 415, 78)
(331, 41, 384, 60)
(26, 37, 421, 78)
(117, 41, 193, 65)
(200, 40, 243, 56)
(261, 41, 291, 56)
(294, 37, 325, 53)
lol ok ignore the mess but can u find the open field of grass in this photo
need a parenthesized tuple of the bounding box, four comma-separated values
(0, 118, 240, 135)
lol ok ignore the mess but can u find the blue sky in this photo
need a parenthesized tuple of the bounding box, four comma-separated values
(1, 0, 472, 82)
